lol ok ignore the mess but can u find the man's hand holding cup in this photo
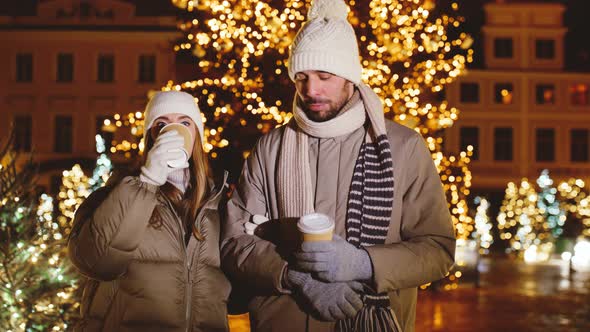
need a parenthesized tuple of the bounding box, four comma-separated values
(294, 213, 373, 283)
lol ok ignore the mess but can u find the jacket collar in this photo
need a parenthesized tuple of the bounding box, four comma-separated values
(202, 170, 229, 210)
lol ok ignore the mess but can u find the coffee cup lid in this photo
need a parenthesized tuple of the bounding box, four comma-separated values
(297, 213, 334, 234)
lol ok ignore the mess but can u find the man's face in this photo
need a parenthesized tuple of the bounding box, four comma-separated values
(294, 70, 354, 122)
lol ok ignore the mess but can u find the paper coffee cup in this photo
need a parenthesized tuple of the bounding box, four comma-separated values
(159, 123, 193, 168)
(297, 213, 334, 242)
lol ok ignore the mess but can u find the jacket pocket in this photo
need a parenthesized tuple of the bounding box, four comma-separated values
(193, 266, 231, 330)
(78, 279, 121, 331)
(80, 278, 99, 317)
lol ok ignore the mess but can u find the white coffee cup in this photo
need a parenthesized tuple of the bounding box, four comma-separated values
(297, 213, 334, 242)
(159, 123, 193, 168)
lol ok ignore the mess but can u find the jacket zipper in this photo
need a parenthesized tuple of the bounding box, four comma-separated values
(184, 181, 227, 331)
(160, 194, 192, 332)
(160, 173, 228, 332)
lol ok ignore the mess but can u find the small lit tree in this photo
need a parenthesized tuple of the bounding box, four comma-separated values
(557, 178, 590, 239)
(473, 196, 493, 253)
(536, 169, 566, 238)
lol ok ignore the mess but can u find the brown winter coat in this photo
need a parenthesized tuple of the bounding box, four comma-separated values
(68, 174, 231, 332)
(221, 121, 456, 332)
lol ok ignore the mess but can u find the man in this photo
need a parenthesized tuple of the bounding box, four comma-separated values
(221, 0, 456, 331)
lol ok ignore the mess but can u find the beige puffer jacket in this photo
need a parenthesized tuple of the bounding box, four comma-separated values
(68, 173, 231, 332)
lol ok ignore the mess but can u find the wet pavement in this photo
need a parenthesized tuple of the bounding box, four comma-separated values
(415, 255, 590, 332)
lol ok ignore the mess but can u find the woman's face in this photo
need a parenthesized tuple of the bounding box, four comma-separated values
(149, 113, 198, 155)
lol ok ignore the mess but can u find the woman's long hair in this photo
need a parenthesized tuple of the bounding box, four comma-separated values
(143, 130, 212, 240)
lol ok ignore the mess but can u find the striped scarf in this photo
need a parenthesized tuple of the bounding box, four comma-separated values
(277, 84, 399, 331)
(335, 84, 397, 331)
(336, 132, 398, 332)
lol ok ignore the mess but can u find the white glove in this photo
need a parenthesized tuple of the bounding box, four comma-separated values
(140, 131, 187, 186)
(245, 214, 269, 235)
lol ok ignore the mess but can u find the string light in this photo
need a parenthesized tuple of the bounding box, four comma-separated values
(102, 110, 145, 158)
(497, 178, 552, 255)
(558, 178, 590, 238)
(0, 135, 112, 330)
(497, 171, 590, 263)
(169, 0, 472, 160)
(473, 196, 493, 252)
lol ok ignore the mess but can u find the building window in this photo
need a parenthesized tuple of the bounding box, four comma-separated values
(535, 84, 555, 105)
(16, 53, 33, 82)
(536, 128, 555, 162)
(54, 116, 73, 153)
(494, 127, 513, 161)
(459, 83, 480, 104)
(570, 83, 589, 106)
(494, 38, 513, 58)
(97, 54, 115, 82)
(138, 54, 156, 83)
(571, 129, 589, 162)
(14, 115, 32, 152)
(494, 83, 514, 105)
(57, 53, 74, 82)
(460, 127, 479, 160)
(96, 115, 114, 150)
(535, 39, 555, 59)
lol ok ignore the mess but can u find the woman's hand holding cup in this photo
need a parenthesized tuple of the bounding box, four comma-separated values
(139, 130, 188, 186)
(159, 123, 193, 168)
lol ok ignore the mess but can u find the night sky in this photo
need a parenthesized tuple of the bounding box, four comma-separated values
(2, 0, 590, 70)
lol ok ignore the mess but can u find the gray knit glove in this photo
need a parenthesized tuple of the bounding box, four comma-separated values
(295, 235, 373, 282)
(287, 269, 364, 321)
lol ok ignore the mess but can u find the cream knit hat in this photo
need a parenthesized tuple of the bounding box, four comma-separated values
(143, 91, 204, 143)
(288, 0, 362, 85)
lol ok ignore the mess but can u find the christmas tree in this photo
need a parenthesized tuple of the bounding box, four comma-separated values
(169, 0, 474, 235)
(536, 169, 566, 238)
(557, 178, 590, 239)
(497, 179, 553, 255)
(0, 134, 112, 331)
(0, 131, 78, 331)
(472, 196, 493, 252)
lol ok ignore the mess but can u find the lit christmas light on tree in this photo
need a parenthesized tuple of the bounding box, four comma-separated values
(356, 0, 473, 140)
(536, 169, 566, 238)
(558, 178, 590, 238)
(1, 133, 79, 331)
(497, 176, 561, 263)
(101, 111, 146, 158)
(169, 0, 471, 145)
(1, 133, 113, 331)
(169, 0, 475, 240)
(58, 135, 113, 241)
(434, 149, 474, 241)
(497, 179, 552, 253)
(473, 196, 493, 252)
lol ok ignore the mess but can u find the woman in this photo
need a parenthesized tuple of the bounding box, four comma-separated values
(68, 91, 230, 331)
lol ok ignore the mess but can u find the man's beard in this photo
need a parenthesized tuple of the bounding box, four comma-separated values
(300, 94, 351, 123)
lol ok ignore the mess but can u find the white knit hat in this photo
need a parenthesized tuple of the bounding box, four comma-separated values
(143, 91, 204, 143)
(288, 0, 362, 85)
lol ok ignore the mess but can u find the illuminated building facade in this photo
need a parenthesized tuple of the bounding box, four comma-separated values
(445, 2, 590, 190)
(0, 0, 178, 190)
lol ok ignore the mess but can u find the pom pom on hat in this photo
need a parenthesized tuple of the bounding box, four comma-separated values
(307, 0, 349, 20)
(288, 0, 362, 85)
(143, 91, 204, 143)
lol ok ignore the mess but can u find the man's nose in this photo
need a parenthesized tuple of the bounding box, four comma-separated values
(304, 78, 320, 97)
